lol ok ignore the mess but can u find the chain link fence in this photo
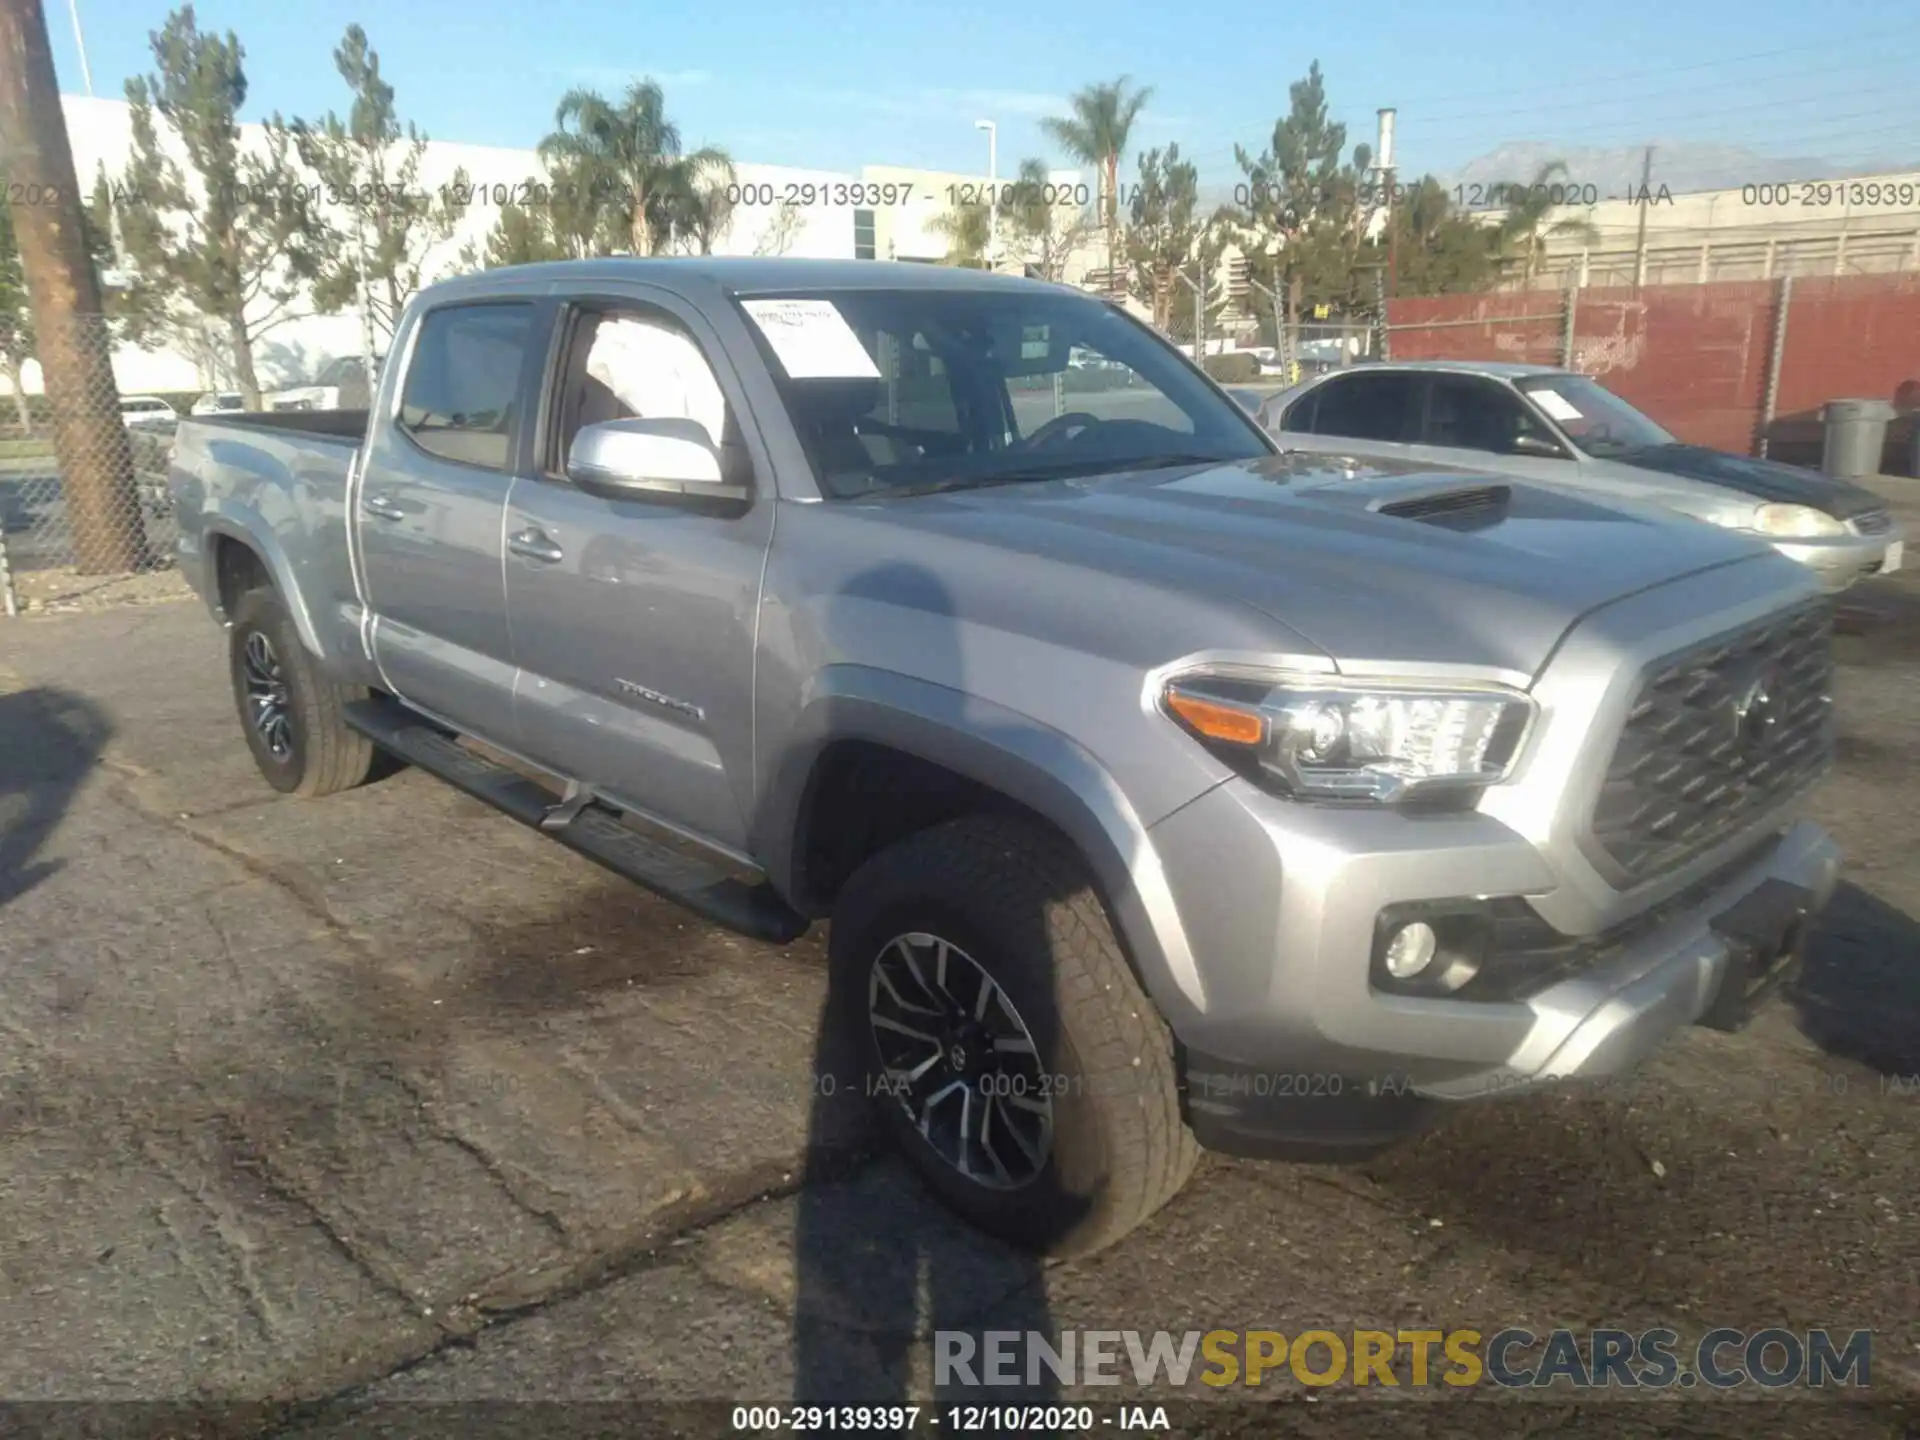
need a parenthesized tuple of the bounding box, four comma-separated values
(1, 313, 182, 616)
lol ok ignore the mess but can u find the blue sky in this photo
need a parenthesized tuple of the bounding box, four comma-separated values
(44, 0, 1920, 185)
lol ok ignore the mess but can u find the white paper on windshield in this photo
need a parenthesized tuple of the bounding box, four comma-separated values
(1531, 388, 1584, 422)
(742, 299, 880, 379)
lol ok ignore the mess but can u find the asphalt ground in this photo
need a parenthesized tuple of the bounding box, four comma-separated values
(1, 480, 1917, 1439)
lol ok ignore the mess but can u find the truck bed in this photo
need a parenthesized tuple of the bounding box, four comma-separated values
(169, 410, 369, 664)
(187, 409, 369, 443)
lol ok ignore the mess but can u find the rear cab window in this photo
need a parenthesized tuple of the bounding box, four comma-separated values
(396, 302, 538, 471)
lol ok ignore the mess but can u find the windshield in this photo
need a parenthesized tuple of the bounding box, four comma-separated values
(1515, 374, 1674, 458)
(736, 287, 1272, 498)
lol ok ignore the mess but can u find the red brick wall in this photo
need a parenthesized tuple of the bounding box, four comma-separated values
(1386, 273, 1920, 462)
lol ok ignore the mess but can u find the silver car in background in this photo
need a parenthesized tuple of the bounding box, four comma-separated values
(1255, 361, 1904, 591)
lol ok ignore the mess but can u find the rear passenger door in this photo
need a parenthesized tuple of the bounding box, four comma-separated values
(1279, 370, 1425, 466)
(357, 298, 544, 741)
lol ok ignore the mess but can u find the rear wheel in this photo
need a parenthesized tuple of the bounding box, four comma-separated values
(828, 815, 1197, 1256)
(227, 586, 375, 798)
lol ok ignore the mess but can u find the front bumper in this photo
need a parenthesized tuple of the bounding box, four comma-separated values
(1149, 774, 1839, 1156)
(1768, 525, 1904, 591)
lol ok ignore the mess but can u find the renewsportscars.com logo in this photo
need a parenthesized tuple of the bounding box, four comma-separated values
(935, 1327, 1875, 1390)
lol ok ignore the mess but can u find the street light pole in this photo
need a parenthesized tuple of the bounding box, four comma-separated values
(975, 118, 997, 269)
(64, 0, 90, 95)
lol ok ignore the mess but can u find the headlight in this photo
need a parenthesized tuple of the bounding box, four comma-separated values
(1752, 503, 1845, 538)
(1160, 669, 1535, 804)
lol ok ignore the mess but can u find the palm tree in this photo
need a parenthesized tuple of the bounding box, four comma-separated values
(1042, 77, 1154, 291)
(929, 200, 994, 268)
(1496, 161, 1602, 289)
(652, 151, 738, 255)
(539, 80, 720, 257)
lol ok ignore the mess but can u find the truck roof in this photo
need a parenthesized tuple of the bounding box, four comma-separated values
(426, 257, 1074, 301)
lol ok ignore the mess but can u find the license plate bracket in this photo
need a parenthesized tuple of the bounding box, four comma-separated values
(1699, 879, 1815, 1032)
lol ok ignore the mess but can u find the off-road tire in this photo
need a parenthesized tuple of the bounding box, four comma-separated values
(227, 586, 375, 798)
(829, 814, 1198, 1256)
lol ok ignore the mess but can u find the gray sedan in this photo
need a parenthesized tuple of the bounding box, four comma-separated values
(1253, 360, 1903, 591)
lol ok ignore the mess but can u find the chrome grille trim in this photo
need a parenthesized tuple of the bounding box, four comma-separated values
(1589, 600, 1834, 884)
(1851, 509, 1893, 536)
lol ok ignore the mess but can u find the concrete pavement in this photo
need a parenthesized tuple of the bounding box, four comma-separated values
(2, 507, 1919, 1429)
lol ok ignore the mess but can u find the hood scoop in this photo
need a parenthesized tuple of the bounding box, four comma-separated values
(1375, 483, 1512, 530)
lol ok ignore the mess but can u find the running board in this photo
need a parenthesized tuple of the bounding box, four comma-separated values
(343, 699, 809, 944)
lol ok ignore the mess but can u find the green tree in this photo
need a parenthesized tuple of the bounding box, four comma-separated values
(1124, 144, 1202, 329)
(1386, 178, 1498, 297)
(459, 155, 610, 271)
(1228, 62, 1380, 315)
(652, 155, 736, 255)
(1494, 161, 1601, 288)
(1042, 77, 1154, 288)
(1002, 158, 1094, 283)
(538, 79, 732, 257)
(929, 199, 993, 268)
(0, 203, 34, 432)
(114, 6, 330, 408)
(293, 25, 468, 343)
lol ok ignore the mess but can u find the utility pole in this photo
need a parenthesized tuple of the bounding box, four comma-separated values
(62, 0, 88, 95)
(1246, 275, 1283, 376)
(0, 0, 143, 573)
(1376, 108, 1398, 302)
(1632, 145, 1654, 292)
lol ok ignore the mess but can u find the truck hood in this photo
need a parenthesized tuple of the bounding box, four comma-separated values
(859, 452, 1796, 679)
(1608, 443, 1889, 519)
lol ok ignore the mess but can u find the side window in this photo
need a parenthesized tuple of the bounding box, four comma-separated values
(1423, 374, 1551, 454)
(552, 307, 732, 472)
(1009, 342, 1192, 435)
(397, 302, 535, 470)
(1279, 390, 1318, 433)
(1310, 372, 1417, 442)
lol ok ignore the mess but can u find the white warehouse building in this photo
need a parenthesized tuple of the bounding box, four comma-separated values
(14, 96, 868, 397)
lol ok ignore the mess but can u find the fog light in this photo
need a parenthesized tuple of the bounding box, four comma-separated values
(1383, 922, 1439, 979)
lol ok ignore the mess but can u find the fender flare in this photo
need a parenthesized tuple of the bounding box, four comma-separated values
(754, 665, 1210, 1024)
(202, 512, 330, 662)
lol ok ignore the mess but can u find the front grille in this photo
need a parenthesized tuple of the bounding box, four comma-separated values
(1591, 601, 1834, 884)
(1851, 509, 1894, 536)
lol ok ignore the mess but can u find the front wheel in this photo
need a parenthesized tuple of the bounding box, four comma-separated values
(828, 815, 1198, 1257)
(227, 586, 375, 798)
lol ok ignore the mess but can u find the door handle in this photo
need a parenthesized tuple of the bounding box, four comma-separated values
(363, 491, 406, 521)
(508, 528, 565, 564)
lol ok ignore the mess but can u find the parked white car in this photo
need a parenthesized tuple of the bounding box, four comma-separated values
(191, 391, 245, 416)
(119, 395, 179, 428)
(1256, 360, 1904, 591)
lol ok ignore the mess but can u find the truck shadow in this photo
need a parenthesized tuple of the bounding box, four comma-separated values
(1792, 879, 1920, 1077)
(0, 686, 112, 912)
(793, 562, 1060, 1423)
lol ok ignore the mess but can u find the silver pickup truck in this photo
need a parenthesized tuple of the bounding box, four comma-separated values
(171, 259, 1842, 1256)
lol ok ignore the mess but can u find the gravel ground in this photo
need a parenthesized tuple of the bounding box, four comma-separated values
(1, 483, 1917, 1439)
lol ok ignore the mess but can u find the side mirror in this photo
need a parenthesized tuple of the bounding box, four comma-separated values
(1507, 431, 1567, 459)
(566, 417, 749, 504)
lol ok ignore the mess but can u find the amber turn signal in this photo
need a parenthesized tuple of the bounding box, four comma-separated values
(1164, 686, 1267, 747)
